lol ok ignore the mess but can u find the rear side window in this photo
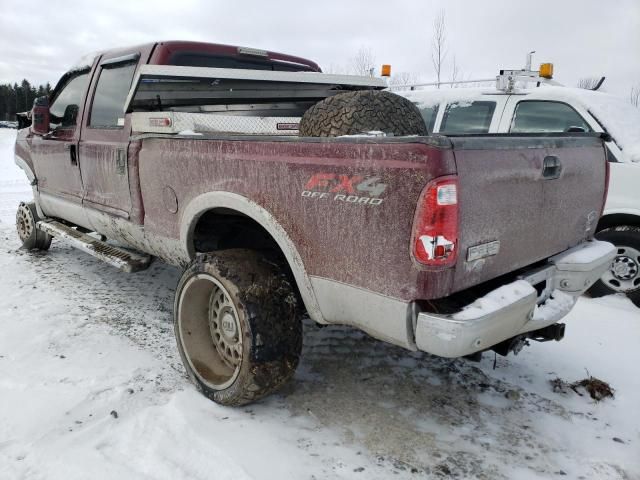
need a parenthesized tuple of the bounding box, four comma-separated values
(89, 62, 137, 128)
(511, 101, 591, 133)
(49, 72, 90, 129)
(168, 53, 315, 72)
(440, 101, 495, 134)
(418, 105, 437, 132)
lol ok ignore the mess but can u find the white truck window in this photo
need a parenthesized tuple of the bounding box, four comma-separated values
(511, 101, 591, 133)
(418, 106, 438, 132)
(440, 101, 495, 134)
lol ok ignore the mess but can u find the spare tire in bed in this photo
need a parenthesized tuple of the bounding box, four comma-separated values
(298, 90, 428, 137)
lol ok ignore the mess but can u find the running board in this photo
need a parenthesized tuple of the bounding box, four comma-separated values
(37, 220, 152, 272)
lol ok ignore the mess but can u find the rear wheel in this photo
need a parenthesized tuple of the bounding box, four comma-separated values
(588, 226, 640, 307)
(174, 249, 302, 406)
(16, 202, 52, 251)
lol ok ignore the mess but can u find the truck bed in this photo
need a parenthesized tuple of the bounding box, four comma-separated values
(129, 131, 607, 304)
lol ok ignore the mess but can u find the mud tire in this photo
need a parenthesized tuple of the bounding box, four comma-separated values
(588, 226, 640, 307)
(174, 249, 302, 406)
(298, 90, 428, 137)
(16, 202, 52, 251)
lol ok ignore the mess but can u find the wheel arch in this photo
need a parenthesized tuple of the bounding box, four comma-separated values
(179, 191, 324, 323)
(597, 212, 640, 232)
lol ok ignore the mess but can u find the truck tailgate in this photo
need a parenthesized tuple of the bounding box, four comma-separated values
(450, 134, 607, 293)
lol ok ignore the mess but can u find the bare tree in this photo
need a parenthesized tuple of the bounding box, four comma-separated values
(450, 56, 460, 87)
(631, 84, 640, 107)
(349, 46, 376, 76)
(578, 77, 601, 90)
(431, 10, 447, 88)
(324, 63, 346, 75)
(389, 71, 419, 88)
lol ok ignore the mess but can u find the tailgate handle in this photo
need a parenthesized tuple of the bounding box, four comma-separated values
(542, 155, 562, 179)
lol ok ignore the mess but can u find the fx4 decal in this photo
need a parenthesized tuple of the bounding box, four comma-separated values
(302, 173, 387, 205)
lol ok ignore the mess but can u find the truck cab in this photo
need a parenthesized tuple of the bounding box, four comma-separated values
(15, 41, 321, 230)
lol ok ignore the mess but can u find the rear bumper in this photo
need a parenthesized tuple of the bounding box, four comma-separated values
(414, 240, 616, 358)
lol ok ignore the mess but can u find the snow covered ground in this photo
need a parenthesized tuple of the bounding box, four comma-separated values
(0, 128, 638, 479)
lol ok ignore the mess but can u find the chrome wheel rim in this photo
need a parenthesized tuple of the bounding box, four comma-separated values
(16, 203, 34, 243)
(178, 274, 242, 390)
(600, 245, 640, 293)
(208, 284, 243, 369)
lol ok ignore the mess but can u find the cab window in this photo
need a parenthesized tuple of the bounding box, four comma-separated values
(440, 101, 495, 134)
(89, 61, 137, 128)
(418, 105, 438, 133)
(49, 72, 90, 129)
(511, 101, 591, 133)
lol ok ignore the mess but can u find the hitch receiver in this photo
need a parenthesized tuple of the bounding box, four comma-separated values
(528, 323, 566, 343)
(491, 323, 566, 357)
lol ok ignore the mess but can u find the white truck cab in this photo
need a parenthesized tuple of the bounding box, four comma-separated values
(399, 74, 640, 306)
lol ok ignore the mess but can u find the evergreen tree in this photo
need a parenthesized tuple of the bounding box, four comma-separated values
(0, 79, 53, 121)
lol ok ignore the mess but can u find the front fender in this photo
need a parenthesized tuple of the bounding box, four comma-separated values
(14, 153, 36, 184)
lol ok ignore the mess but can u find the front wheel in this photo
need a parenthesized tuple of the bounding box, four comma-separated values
(16, 201, 52, 251)
(588, 226, 640, 307)
(174, 249, 302, 406)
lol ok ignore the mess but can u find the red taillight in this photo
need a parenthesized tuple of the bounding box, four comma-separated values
(412, 176, 459, 267)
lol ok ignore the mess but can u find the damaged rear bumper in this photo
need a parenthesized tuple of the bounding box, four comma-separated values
(414, 240, 616, 358)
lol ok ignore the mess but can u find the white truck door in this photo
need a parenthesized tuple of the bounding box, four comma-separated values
(498, 96, 593, 134)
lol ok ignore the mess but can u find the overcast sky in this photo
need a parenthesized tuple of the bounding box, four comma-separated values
(1, 0, 638, 97)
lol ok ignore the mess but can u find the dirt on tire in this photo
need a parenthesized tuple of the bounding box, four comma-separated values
(16, 201, 52, 251)
(298, 90, 428, 137)
(174, 249, 302, 406)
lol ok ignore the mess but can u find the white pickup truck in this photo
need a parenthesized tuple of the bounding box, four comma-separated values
(401, 82, 640, 306)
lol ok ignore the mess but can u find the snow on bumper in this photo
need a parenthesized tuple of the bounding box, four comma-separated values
(415, 240, 616, 358)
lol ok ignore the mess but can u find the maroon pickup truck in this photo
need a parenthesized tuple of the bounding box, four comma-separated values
(14, 41, 616, 406)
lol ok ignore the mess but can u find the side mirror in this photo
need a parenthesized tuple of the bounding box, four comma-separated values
(31, 96, 50, 135)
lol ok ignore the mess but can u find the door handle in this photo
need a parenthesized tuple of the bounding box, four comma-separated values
(69, 144, 77, 166)
(542, 155, 562, 179)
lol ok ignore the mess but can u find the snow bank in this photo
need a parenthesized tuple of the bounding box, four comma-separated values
(0, 129, 25, 185)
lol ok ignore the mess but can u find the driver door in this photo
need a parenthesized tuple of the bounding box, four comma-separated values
(29, 70, 92, 226)
(79, 48, 149, 220)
